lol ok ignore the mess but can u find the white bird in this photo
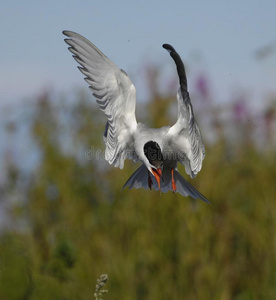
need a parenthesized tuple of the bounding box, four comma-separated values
(63, 31, 209, 203)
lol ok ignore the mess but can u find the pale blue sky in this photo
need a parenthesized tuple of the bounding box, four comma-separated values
(1, 0, 276, 109)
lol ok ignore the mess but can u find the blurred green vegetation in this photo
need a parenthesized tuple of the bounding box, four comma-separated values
(0, 88, 276, 300)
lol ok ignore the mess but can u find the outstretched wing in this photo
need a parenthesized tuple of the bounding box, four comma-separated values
(63, 31, 138, 168)
(163, 44, 205, 178)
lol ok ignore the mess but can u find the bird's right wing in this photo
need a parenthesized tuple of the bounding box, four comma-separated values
(63, 31, 138, 168)
(163, 44, 205, 178)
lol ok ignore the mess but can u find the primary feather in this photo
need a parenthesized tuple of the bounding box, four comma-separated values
(63, 30, 137, 169)
(163, 44, 205, 178)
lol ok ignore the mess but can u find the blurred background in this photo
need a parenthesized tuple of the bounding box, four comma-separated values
(1, 1, 276, 299)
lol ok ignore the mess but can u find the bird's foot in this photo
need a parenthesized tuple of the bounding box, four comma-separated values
(171, 169, 177, 193)
(148, 171, 153, 190)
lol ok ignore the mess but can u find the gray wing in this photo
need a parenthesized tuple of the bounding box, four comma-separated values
(63, 31, 138, 168)
(163, 44, 205, 178)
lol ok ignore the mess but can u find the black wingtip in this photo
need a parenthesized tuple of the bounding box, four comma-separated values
(162, 43, 175, 53)
(163, 43, 188, 92)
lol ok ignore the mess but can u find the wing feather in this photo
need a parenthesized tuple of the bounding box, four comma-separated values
(163, 44, 205, 178)
(63, 31, 137, 168)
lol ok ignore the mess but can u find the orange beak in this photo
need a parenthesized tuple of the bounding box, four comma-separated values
(151, 168, 162, 191)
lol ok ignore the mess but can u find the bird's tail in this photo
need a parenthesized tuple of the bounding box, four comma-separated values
(123, 165, 210, 204)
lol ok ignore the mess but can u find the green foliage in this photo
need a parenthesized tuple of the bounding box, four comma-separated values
(0, 234, 32, 299)
(0, 90, 276, 300)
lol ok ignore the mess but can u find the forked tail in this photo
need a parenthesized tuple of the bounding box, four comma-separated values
(123, 165, 210, 204)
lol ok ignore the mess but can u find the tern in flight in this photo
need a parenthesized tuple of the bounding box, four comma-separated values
(63, 31, 209, 203)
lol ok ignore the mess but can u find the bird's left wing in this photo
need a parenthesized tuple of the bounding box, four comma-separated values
(63, 31, 138, 168)
(163, 44, 205, 178)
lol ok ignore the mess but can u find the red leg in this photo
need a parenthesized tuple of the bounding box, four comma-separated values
(148, 170, 153, 190)
(171, 169, 177, 192)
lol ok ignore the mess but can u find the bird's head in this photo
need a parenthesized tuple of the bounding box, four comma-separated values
(143, 141, 163, 189)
